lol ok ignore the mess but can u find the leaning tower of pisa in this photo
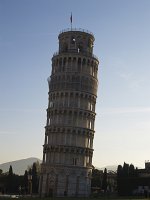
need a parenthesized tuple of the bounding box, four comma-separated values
(39, 28, 99, 197)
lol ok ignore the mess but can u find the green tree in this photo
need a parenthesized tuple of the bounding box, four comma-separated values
(129, 164, 135, 176)
(91, 168, 103, 188)
(117, 162, 139, 196)
(122, 162, 129, 177)
(32, 162, 39, 193)
(7, 165, 14, 193)
(0, 169, 3, 175)
(117, 165, 123, 195)
(23, 170, 28, 194)
(102, 168, 107, 193)
(9, 165, 13, 176)
(35, 161, 41, 175)
(117, 165, 123, 178)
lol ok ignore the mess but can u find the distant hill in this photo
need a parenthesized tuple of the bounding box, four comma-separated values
(97, 164, 142, 172)
(96, 165, 118, 172)
(0, 157, 42, 175)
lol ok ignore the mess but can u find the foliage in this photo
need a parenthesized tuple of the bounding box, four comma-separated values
(32, 162, 39, 193)
(0, 162, 40, 195)
(91, 168, 103, 188)
(102, 168, 107, 192)
(117, 162, 138, 196)
(0, 165, 24, 194)
(0, 198, 149, 200)
(26, 162, 40, 194)
(23, 170, 28, 194)
(27, 160, 41, 174)
(7, 165, 14, 193)
(8, 166, 13, 176)
(0, 169, 3, 175)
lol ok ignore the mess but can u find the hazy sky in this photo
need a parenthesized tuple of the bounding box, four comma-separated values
(0, 0, 150, 169)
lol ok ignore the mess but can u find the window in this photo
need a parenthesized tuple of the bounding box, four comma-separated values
(49, 101, 53, 108)
(71, 36, 76, 44)
(78, 43, 83, 53)
(63, 43, 68, 52)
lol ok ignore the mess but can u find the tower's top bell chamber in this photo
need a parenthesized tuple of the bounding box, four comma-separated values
(58, 29, 95, 55)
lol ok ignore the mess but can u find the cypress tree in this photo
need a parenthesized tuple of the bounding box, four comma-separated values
(7, 165, 14, 193)
(102, 168, 107, 193)
(23, 170, 28, 194)
(129, 164, 135, 177)
(0, 169, 3, 175)
(123, 162, 129, 177)
(32, 162, 39, 193)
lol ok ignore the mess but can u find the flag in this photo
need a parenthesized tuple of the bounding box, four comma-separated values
(70, 13, 72, 24)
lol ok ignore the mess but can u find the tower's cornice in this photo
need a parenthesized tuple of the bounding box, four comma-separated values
(52, 51, 99, 63)
(59, 28, 94, 39)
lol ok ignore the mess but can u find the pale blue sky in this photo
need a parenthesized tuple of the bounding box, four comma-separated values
(0, 0, 150, 168)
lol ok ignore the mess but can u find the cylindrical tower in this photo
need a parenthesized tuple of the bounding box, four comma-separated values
(39, 28, 99, 197)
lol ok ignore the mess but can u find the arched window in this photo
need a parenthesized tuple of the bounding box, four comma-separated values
(78, 43, 83, 53)
(63, 57, 67, 65)
(88, 38, 92, 48)
(71, 36, 76, 44)
(82, 58, 86, 65)
(63, 43, 68, 52)
(78, 57, 81, 64)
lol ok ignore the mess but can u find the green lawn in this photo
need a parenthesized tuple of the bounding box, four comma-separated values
(0, 198, 95, 200)
(0, 194, 148, 200)
(0, 197, 148, 200)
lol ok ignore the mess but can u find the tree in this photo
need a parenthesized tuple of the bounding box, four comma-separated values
(102, 168, 107, 193)
(117, 162, 139, 196)
(0, 169, 3, 175)
(117, 165, 123, 195)
(129, 164, 135, 177)
(32, 162, 39, 193)
(7, 165, 14, 193)
(23, 170, 28, 194)
(9, 165, 13, 176)
(91, 168, 103, 188)
(122, 162, 129, 177)
(35, 161, 41, 175)
(117, 165, 123, 178)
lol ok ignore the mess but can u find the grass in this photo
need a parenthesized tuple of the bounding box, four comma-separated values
(2, 199, 149, 200)
(0, 194, 148, 200)
(0, 197, 148, 200)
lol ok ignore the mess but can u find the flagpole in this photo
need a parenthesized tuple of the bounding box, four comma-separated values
(70, 12, 72, 30)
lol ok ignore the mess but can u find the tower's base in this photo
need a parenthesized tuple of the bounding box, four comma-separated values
(39, 165, 92, 197)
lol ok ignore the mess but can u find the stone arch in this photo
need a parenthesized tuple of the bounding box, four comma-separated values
(78, 42, 83, 53)
(68, 57, 71, 65)
(82, 58, 86, 65)
(71, 36, 76, 45)
(62, 43, 68, 52)
(63, 57, 67, 65)
(59, 58, 62, 65)
(77, 57, 81, 72)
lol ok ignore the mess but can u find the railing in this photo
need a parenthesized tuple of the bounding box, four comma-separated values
(59, 28, 94, 37)
(53, 51, 99, 61)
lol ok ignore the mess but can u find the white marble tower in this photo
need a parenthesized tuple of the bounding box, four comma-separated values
(39, 28, 99, 197)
